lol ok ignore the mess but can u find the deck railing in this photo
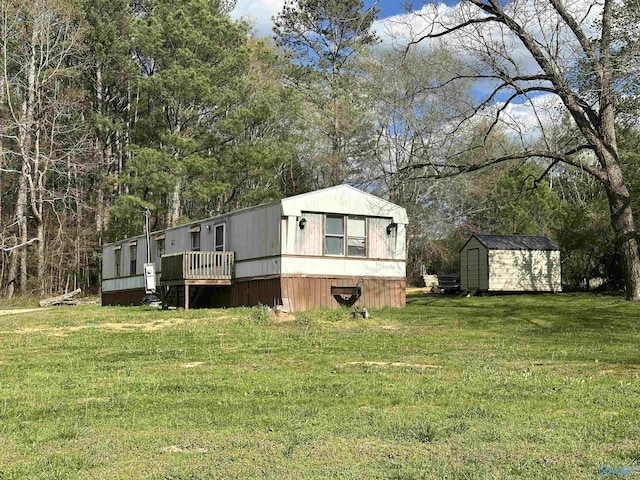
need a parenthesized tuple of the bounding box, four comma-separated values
(160, 251, 235, 282)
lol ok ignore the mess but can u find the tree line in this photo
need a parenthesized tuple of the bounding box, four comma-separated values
(1, 0, 639, 299)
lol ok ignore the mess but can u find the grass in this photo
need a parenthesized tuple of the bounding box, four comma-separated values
(0, 293, 639, 479)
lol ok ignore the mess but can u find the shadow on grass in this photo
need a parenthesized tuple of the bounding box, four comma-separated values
(399, 292, 640, 365)
(404, 292, 636, 331)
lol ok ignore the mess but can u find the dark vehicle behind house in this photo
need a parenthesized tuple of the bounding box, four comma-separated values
(438, 273, 461, 293)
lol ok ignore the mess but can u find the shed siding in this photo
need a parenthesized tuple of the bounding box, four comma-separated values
(460, 237, 489, 290)
(488, 250, 561, 292)
(466, 248, 480, 289)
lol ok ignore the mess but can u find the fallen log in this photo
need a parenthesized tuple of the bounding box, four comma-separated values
(39, 288, 82, 307)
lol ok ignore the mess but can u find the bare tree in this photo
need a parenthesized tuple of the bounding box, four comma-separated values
(402, 0, 640, 299)
(360, 46, 483, 268)
(0, 0, 88, 297)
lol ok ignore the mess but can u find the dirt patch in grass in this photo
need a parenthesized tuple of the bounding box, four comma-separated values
(406, 287, 431, 294)
(181, 362, 206, 368)
(161, 445, 209, 453)
(9, 317, 193, 336)
(344, 361, 442, 369)
(270, 312, 297, 323)
(0, 308, 50, 316)
(380, 324, 400, 330)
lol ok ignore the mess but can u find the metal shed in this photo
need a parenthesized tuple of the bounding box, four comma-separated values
(460, 234, 561, 293)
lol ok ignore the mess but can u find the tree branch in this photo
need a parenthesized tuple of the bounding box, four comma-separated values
(396, 146, 604, 183)
(409, 15, 500, 43)
(1, 237, 40, 252)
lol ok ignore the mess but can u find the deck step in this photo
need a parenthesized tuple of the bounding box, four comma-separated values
(459, 289, 478, 298)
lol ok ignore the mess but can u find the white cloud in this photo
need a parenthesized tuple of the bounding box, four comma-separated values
(496, 94, 567, 144)
(230, 0, 596, 140)
(374, 1, 603, 140)
(376, 1, 602, 76)
(231, 0, 285, 37)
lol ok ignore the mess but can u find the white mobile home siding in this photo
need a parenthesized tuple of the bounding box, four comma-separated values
(102, 247, 116, 280)
(291, 213, 323, 256)
(102, 185, 408, 310)
(368, 217, 404, 260)
(228, 204, 282, 279)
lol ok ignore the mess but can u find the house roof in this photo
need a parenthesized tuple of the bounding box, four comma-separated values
(103, 185, 408, 246)
(280, 185, 408, 224)
(471, 234, 560, 251)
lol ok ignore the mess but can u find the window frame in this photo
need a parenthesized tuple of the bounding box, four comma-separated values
(155, 238, 165, 258)
(347, 215, 367, 258)
(214, 224, 225, 252)
(129, 244, 137, 275)
(324, 215, 345, 256)
(324, 215, 368, 258)
(191, 231, 201, 251)
(114, 247, 121, 277)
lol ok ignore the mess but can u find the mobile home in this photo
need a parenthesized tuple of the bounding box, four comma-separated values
(101, 185, 408, 311)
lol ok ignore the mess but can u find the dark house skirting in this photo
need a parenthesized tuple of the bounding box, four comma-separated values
(102, 288, 147, 306)
(102, 276, 406, 311)
(230, 276, 405, 311)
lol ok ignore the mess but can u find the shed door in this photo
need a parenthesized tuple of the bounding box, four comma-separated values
(467, 248, 479, 289)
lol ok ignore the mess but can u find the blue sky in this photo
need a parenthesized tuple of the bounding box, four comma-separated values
(231, 0, 432, 37)
(368, 0, 412, 18)
(229, 0, 571, 137)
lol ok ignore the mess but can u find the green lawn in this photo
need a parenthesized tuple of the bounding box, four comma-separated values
(0, 294, 639, 479)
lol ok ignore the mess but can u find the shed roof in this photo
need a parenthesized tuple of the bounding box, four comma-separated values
(471, 234, 560, 251)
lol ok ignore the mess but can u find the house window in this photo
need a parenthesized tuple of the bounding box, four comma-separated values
(155, 238, 165, 258)
(114, 248, 121, 277)
(191, 231, 201, 251)
(325, 215, 345, 255)
(129, 244, 137, 275)
(324, 215, 368, 257)
(214, 224, 225, 252)
(347, 216, 366, 257)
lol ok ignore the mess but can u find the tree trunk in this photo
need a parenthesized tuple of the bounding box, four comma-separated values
(605, 163, 640, 300)
(9, 15, 40, 297)
(36, 219, 45, 297)
(168, 180, 181, 227)
(15, 166, 28, 296)
(595, 32, 640, 300)
(95, 64, 105, 238)
(6, 239, 18, 298)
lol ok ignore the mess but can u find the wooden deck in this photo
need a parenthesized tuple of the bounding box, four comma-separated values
(160, 251, 234, 285)
(159, 251, 234, 309)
